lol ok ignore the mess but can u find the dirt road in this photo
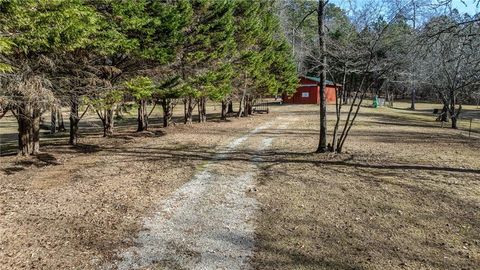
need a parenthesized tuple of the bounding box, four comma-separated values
(105, 116, 296, 269)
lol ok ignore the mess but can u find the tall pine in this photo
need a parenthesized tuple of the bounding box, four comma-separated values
(178, 0, 235, 123)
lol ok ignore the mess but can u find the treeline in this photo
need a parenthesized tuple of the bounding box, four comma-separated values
(280, 0, 479, 133)
(275, 0, 480, 152)
(0, 0, 298, 155)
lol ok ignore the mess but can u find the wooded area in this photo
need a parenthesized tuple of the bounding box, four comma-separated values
(0, 0, 298, 155)
(277, 0, 480, 152)
(2, 0, 479, 156)
(0, 1, 479, 269)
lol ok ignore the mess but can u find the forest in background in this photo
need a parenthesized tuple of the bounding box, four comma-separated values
(0, 0, 298, 155)
(276, 0, 479, 152)
(1, 0, 479, 155)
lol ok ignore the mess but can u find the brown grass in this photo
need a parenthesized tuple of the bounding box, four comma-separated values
(0, 101, 479, 269)
(253, 104, 480, 270)
(0, 112, 274, 269)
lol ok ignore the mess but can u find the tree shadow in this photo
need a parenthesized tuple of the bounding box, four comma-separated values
(255, 158, 480, 269)
(1, 152, 61, 175)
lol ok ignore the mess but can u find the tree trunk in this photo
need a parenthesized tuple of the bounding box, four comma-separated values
(57, 109, 66, 132)
(238, 90, 247, 117)
(238, 99, 244, 117)
(161, 98, 173, 128)
(201, 97, 207, 122)
(197, 97, 207, 123)
(104, 109, 114, 136)
(184, 97, 194, 124)
(69, 95, 79, 145)
(410, 86, 416, 110)
(449, 89, 458, 129)
(137, 99, 148, 132)
(450, 104, 462, 129)
(441, 104, 448, 123)
(17, 104, 32, 155)
(31, 109, 40, 154)
(243, 95, 249, 116)
(316, 0, 328, 153)
(332, 67, 347, 152)
(50, 107, 57, 134)
(246, 96, 253, 115)
(221, 100, 228, 120)
(238, 73, 248, 117)
(16, 102, 41, 155)
(451, 116, 458, 129)
(227, 100, 234, 114)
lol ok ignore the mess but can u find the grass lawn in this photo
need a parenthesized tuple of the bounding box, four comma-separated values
(253, 103, 480, 269)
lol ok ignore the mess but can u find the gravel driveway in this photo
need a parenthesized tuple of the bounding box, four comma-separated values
(106, 116, 296, 270)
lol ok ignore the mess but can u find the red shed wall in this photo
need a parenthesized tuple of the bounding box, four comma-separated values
(285, 77, 337, 104)
(325, 85, 337, 104)
(285, 85, 319, 104)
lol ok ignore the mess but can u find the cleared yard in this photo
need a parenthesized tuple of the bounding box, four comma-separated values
(0, 102, 479, 269)
(253, 103, 480, 269)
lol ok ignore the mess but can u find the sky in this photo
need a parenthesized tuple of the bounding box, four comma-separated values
(449, 0, 480, 14)
(330, 0, 479, 16)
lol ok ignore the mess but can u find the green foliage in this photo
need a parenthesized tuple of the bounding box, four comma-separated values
(0, 63, 12, 73)
(232, 1, 298, 97)
(179, 0, 236, 101)
(270, 39, 298, 95)
(198, 64, 234, 101)
(326, 4, 356, 43)
(87, 89, 123, 111)
(1, 0, 299, 115)
(154, 76, 183, 99)
(94, 0, 191, 62)
(185, 0, 235, 63)
(2, 0, 100, 54)
(125, 76, 155, 101)
(0, 37, 13, 72)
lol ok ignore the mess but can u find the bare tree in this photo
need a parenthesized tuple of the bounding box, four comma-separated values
(417, 15, 480, 128)
(316, 0, 329, 152)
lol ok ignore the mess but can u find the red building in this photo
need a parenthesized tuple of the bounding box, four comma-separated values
(284, 76, 340, 104)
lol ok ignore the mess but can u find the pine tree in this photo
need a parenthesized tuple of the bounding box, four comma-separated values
(232, 0, 263, 117)
(233, 0, 297, 116)
(125, 76, 155, 132)
(269, 38, 298, 97)
(1, 0, 100, 154)
(61, 0, 190, 137)
(178, 0, 235, 123)
(153, 76, 182, 128)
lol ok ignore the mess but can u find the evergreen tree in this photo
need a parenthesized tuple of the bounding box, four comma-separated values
(61, 0, 190, 137)
(153, 76, 182, 128)
(87, 89, 123, 137)
(232, 0, 263, 117)
(125, 76, 155, 132)
(233, 0, 297, 116)
(1, 0, 100, 154)
(178, 0, 235, 123)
